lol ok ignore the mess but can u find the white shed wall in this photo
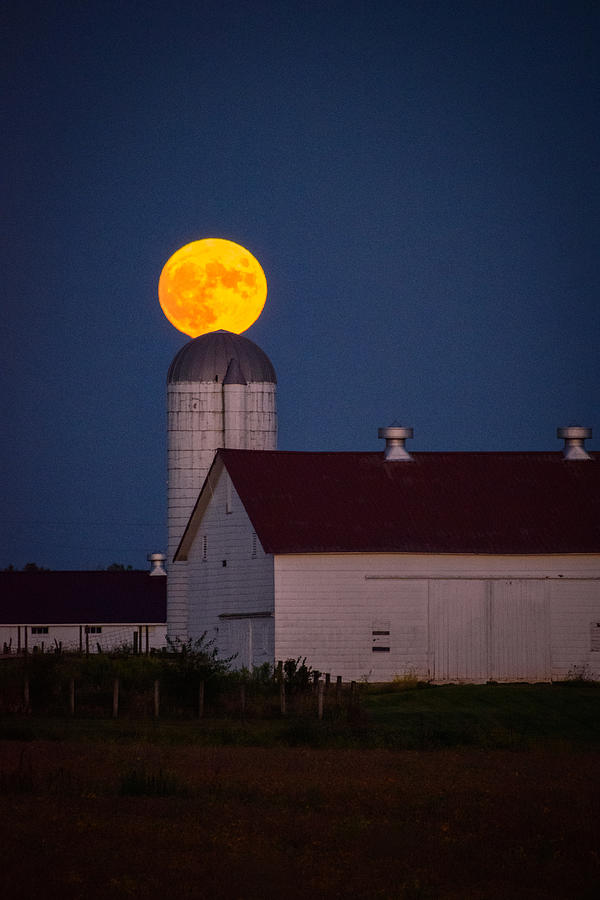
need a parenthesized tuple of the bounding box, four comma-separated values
(0, 624, 167, 654)
(274, 554, 600, 682)
(186, 471, 274, 668)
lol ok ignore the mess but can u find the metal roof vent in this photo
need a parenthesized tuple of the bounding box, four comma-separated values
(378, 425, 414, 461)
(557, 426, 592, 460)
(147, 552, 167, 575)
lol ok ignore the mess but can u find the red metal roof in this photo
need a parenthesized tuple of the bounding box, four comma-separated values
(216, 449, 600, 555)
(0, 571, 166, 625)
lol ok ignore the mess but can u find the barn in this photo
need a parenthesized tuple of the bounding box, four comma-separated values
(0, 565, 167, 655)
(173, 428, 600, 682)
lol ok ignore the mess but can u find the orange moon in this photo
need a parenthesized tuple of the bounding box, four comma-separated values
(158, 238, 267, 337)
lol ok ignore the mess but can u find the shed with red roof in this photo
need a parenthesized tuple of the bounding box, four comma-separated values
(0, 570, 167, 655)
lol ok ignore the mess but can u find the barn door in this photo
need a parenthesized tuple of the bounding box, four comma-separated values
(489, 580, 550, 681)
(220, 616, 273, 670)
(429, 580, 488, 682)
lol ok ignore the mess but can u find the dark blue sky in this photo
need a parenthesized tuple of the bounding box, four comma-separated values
(3, 0, 598, 570)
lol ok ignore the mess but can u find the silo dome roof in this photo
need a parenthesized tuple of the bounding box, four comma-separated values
(167, 331, 277, 384)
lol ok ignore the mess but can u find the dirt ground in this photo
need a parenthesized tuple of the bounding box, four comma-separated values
(0, 741, 598, 899)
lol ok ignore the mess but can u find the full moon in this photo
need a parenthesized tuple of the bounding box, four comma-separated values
(158, 238, 267, 337)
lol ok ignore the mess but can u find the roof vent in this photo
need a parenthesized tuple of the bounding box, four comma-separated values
(378, 425, 414, 461)
(147, 552, 167, 575)
(557, 426, 592, 461)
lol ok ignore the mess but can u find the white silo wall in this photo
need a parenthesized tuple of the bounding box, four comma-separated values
(223, 382, 247, 448)
(245, 383, 277, 449)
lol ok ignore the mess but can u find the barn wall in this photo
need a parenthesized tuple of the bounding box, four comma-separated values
(274, 554, 600, 682)
(186, 470, 274, 669)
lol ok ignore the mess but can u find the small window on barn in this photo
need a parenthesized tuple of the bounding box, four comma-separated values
(591, 622, 600, 652)
(202, 535, 208, 561)
(31, 626, 49, 635)
(86, 626, 102, 634)
(251, 532, 258, 559)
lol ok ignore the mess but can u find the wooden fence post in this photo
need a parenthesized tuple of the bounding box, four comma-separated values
(325, 673, 331, 693)
(112, 678, 119, 719)
(350, 681, 357, 708)
(317, 680, 324, 720)
(198, 681, 204, 719)
(336, 676, 342, 703)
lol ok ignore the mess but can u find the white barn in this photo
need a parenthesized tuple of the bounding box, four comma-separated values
(173, 429, 600, 682)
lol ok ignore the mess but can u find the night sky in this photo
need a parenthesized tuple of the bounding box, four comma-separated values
(3, 1, 598, 571)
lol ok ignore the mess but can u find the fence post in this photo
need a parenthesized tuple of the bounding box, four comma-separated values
(318, 680, 324, 720)
(112, 677, 119, 719)
(69, 678, 75, 716)
(154, 679, 160, 718)
(350, 681, 357, 710)
(325, 673, 331, 693)
(336, 676, 342, 703)
(198, 681, 204, 719)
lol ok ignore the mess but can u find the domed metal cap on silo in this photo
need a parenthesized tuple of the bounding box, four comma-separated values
(378, 425, 414, 461)
(557, 426, 592, 460)
(167, 330, 276, 384)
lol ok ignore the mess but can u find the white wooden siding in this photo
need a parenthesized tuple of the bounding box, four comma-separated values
(186, 470, 274, 668)
(550, 579, 600, 679)
(274, 554, 600, 682)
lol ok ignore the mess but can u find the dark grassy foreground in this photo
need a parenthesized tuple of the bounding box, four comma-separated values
(1, 684, 599, 899)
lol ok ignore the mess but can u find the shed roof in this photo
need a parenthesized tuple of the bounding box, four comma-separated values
(0, 571, 166, 625)
(178, 449, 600, 557)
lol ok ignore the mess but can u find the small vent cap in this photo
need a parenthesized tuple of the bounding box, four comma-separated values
(557, 426, 592, 460)
(378, 425, 414, 461)
(147, 552, 167, 575)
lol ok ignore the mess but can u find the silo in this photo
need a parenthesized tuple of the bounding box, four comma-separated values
(166, 330, 277, 638)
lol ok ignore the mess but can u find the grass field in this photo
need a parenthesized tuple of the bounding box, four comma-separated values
(1, 683, 598, 898)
